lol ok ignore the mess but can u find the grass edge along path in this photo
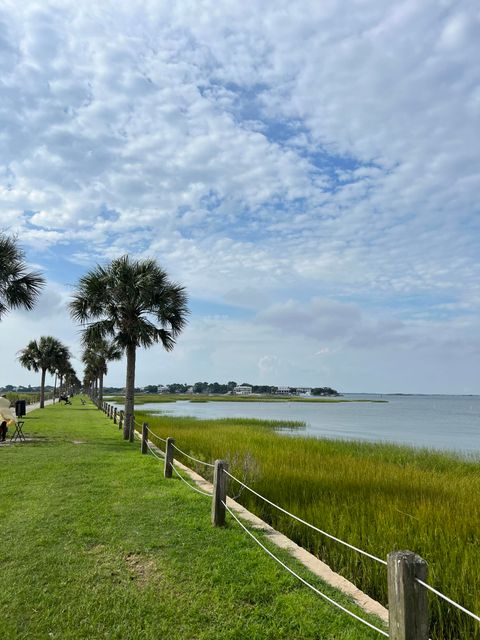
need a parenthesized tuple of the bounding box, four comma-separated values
(0, 399, 387, 640)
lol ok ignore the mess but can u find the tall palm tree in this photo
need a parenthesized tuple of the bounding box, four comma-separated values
(58, 362, 77, 397)
(82, 338, 122, 407)
(70, 255, 188, 441)
(0, 233, 45, 319)
(18, 336, 71, 408)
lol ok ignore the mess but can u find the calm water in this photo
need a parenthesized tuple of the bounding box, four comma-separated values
(132, 394, 480, 456)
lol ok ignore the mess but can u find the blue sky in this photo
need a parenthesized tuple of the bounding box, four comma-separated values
(1, 0, 479, 393)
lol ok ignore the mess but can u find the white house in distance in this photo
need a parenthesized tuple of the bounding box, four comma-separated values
(276, 386, 291, 395)
(233, 385, 253, 395)
(157, 385, 169, 394)
(296, 387, 312, 396)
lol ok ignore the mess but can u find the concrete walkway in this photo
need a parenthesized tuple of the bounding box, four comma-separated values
(26, 398, 54, 413)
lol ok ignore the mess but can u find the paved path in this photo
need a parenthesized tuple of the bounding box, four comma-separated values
(26, 398, 54, 413)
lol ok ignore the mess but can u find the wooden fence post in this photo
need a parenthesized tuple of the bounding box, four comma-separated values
(119, 410, 124, 430)
(141, 422, 148, 454)
(211, 460, 229, 527)
(388, 551, 428, 640)
(164, 437, 175, 478)
(113, 408, 117, 424)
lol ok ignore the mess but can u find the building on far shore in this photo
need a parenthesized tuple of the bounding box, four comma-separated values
(233, 385, 253, 396)
(296, 387, 312, 396)
(157, 385, 169, 394)
(276, 386, 291, 395)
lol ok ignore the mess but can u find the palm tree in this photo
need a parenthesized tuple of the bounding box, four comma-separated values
(70, 255, 188, 441)
(0, 233, 45, 319)
(82, 338, 122, 407)
(58, 361, 77, 398)
(18, 336, 71, 408)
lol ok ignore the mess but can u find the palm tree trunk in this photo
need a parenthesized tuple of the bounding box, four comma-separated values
(40, 368, 46, 408)
(124, 342, 136, 441)
(99, 372, 104, 407)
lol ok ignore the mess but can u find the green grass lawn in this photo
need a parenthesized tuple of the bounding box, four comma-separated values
(0, 399, 385, 639)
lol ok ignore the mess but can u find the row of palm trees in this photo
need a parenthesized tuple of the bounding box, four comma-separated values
(17, 336, 79, 407)
(2, 234, 189, 439)
(81, 338, 121, 405)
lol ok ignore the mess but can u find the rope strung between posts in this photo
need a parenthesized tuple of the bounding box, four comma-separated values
(222, 501, 389, 637)
(224, 469, 387, 566)
(145, 425, 167, 443)
(171, 443, 215, 468)
(146, 439, 165, 461)
(415, 578, 480, 624)
(171, 463, 212, 497)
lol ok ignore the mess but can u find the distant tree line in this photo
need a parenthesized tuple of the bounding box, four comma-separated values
(311, 387, 339, 396)
(139, 382, 339, 396)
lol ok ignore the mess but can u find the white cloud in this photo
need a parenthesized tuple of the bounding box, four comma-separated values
(0, 0, 479, 393)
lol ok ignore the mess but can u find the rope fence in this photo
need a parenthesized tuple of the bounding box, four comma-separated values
(171, 442, 216, 468)
(145, 439, 165, 462)
(415, 578, 480, 624)
(100, 400, 480, 639)
(146, 425, 167, 443)
(171, 463, 212, 497)
(223, 500, 389, 637)
(225, 469, 387, 566)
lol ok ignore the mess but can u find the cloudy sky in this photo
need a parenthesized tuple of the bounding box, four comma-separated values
(1, 0, 479, 394)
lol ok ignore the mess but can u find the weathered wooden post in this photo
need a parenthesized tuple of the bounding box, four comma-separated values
(211, 460, 229, 527)
(118, 410, 124, 430)
(388, 551, 428, 640)
(141, 422, 148, 454)
(113, 407, 117, 424)
(164, 437, 175, 478)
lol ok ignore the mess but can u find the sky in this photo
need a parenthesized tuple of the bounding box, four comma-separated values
(1, 0, 479, 394)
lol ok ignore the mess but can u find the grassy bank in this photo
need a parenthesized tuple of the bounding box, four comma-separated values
(0, 400, 385, 639)
(138, 411, 480, 640)
(108, 393, 387, 404)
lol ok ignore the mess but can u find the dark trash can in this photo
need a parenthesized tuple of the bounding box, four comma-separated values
(15, 399, 26, 417)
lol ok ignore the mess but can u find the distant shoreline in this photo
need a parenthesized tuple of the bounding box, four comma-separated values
(107, 393, 388, 405)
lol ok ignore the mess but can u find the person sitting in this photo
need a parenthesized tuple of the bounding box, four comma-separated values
(59, 395, 72, 405)
(0, 420, 8, 442)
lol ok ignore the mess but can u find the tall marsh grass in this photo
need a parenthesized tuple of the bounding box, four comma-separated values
(137, 411, 480, 640)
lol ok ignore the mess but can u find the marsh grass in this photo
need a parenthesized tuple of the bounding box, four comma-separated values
(4, 390, 51, 404)
(138, 411, 480, 640)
